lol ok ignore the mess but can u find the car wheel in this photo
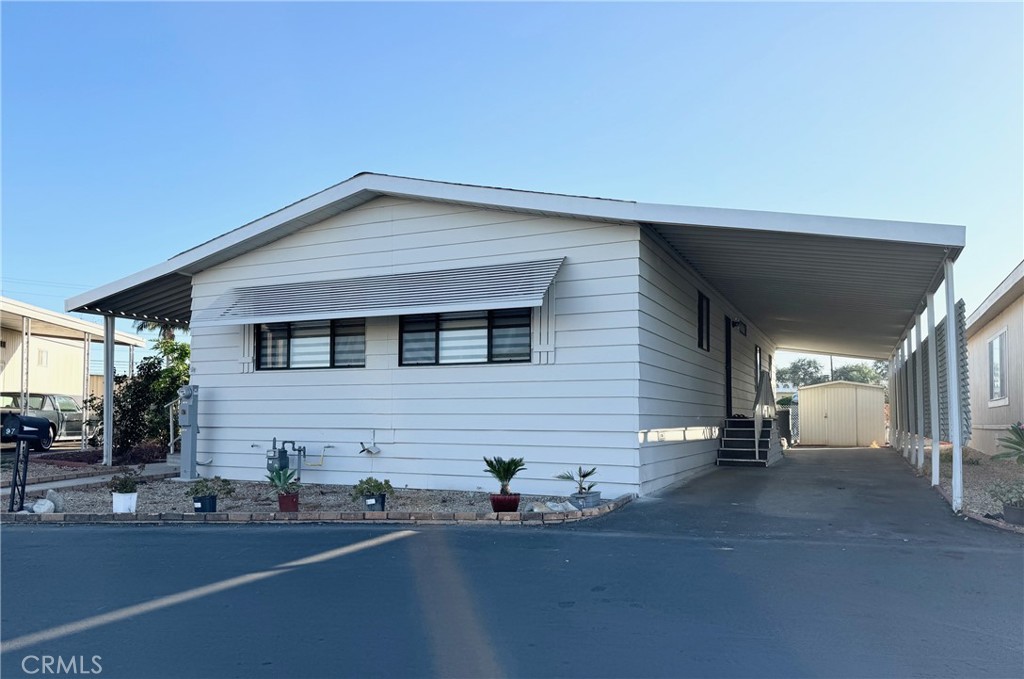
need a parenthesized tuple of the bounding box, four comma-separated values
(33, 425, 55, 452)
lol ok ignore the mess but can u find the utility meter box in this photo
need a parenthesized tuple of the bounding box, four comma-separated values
(178, 385, 199, 426)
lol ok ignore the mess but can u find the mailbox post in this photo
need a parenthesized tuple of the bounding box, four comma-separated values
(178, 385, 200, 480)
(2, 414, 50, 512)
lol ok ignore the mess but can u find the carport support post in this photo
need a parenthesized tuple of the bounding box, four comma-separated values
(926, 294, 940, 486)
(81, 333, 91, 450)
(943, 259, 963, 512)
(906, 334, 916, 461)
(103, 316, 115, 466)
(892, 350, 901, 450)
(20, 317, 31, 415)
(900, 338, 910, 457)
(914, 313, 925, 470)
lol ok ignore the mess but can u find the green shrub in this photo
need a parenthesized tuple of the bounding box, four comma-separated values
(185, 476, 235, 498)
(351, 477, 394, 500)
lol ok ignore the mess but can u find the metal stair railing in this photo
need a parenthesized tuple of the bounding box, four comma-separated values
(752, 369, 776, 450)
(166, 398, 181, 458)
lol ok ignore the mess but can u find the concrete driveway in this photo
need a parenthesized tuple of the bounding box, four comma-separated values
(581, 446, 1021, 549)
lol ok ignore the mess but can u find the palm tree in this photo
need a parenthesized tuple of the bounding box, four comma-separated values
(133, 320, 189, 342)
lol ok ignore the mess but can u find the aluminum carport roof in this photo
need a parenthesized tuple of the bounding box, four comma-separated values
(66, 173, 964, 359)
(2, 297, 145, 347)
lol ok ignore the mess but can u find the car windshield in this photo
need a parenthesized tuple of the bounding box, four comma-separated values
(0, 394, 45, 409)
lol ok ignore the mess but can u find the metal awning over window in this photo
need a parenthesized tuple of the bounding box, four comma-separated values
(190, 258, 564, 328)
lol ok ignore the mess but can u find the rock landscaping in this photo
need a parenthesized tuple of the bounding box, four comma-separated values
(1, 472, 633, 526)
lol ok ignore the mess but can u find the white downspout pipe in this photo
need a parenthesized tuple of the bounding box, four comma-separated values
(914, 312, 925, 470)
(103, 316, 115, 466)
(943, 260, 963, 512)
(926, 293, 940, 486)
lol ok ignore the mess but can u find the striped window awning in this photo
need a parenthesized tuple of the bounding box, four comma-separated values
(190, 258, 565, 328)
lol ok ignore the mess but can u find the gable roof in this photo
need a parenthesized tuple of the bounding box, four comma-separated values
(65, 172, 965, 358)
(966, 259, 1024, 337)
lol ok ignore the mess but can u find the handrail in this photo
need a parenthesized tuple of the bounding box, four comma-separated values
(752, 369, 776, 453)
(166, 398, 180, 458)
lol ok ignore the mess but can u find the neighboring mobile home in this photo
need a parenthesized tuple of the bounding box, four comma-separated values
(965, 260, 1024, 456)
(0, 296, 145, 397)
(66, 173, 967, 498)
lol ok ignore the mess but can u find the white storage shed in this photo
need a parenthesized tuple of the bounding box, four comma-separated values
(797, 381, 886, 447)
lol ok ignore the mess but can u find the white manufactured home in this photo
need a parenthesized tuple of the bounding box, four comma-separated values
(67, 173, 971, 502)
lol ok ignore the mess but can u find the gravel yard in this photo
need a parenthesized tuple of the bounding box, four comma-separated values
(928, 445, 1024, 518)
(46, 477, 571, 516)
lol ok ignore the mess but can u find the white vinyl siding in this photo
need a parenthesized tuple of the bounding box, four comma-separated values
(189, 196, 644, 496)
(636, 229, 776, 494)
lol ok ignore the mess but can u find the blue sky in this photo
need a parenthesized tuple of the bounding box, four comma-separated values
(2, 1, 1021, 370)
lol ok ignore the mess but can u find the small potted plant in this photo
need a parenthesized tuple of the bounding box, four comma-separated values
(184, 476, 235, 513)
(109, 464, 145, 513)
(556, 465, 601, 509)
(267, 468, 300, 512)
(351, 477, 394, 512)
(483, 456, 526, 512)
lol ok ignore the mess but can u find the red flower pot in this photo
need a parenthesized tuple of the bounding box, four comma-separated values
(278, 492, 299, 512)
(490, 493, 520, 512)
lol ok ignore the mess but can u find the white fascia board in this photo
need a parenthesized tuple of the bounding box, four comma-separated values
(66, 172, 967, 313)
(966, 260, 1024, 335)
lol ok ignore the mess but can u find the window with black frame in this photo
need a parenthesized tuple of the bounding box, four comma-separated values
(697, 292, 710, 351)
(256, 318, 366, 370)
(400, 308, 531, 366)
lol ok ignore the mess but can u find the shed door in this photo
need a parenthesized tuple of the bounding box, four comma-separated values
(800, 388, 828, 445)
(855, 388, 885, 446)
(826, 386, 858, 446)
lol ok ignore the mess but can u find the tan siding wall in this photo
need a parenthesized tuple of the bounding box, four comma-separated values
(0, 330, 86, 395)
(636, 230, 776, 494)
(967, 296, 1024, 455)
(190, 196, 644, 496)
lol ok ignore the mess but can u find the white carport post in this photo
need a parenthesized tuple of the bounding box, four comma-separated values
(907, 334, 917, 461)
(20, 317, 31, 414)
(894, 345, 902, 453)
(914, 313, 925, 470)
(900, 338, 910, 458)
(926, 293, 940, 486)
(943, 259, 963, 511)
(887, 353, 896, 446)
(81, 333, 91, 450)
(103, 316, 115, 466)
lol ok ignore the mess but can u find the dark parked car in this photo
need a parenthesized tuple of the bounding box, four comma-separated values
(0, 392, 96, 451)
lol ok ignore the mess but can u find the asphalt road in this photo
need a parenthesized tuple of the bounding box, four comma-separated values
(2, 449, 1022, 678)
(1, 520, 1021, 678)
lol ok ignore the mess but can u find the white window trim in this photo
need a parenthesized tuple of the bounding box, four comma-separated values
(986, 325, 1009, 406)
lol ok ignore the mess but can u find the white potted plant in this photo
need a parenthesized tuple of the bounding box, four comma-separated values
(109, 464, 144, 513)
